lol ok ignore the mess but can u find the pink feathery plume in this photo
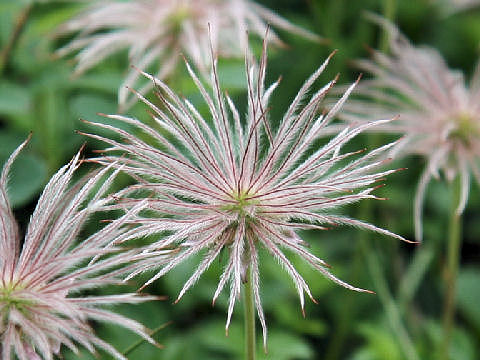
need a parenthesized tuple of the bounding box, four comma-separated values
(334, 14, 480, 241)
(56, 0, 321, 110)
(81, 32, 412, 349)
(0, 137, 163, 360)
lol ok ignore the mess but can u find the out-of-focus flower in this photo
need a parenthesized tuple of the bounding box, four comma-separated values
(56, 0, 320, 110)
(335, 16, 480, 241)
(81, 34, 411, 347)
(0, 137, 160, 360)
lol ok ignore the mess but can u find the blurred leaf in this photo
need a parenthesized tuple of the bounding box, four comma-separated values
(424, 320, 478, 360)
(7, 153, 47, 206)
(198, 320, 313, 360)
(457, 267, 480, 331)
(217, 61, 247, 91)
(0, 81, 31, 117)
(257, 330, 313, 360)
(32, 3, 83, 33)
(355, 323, 403, 360)
(70, 93, 135, 150)
(161, 335, 211, 360)
(62, 346, 96, 360)
(199, 320, 243, 356)
(349, 348, 377, 360)
(450, 327, 478, 360)
(72, 72, 123, 93)
(273, 300, 327, 336)
(70, 94, 120, 125)
(0, 133, 47, 207)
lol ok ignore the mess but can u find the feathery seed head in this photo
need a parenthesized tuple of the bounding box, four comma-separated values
(448, 112, 480, 148)
(222, 189, 258, 218)
(0, 138, 158, 360)
(56, 0, 321, 110)
(83, 34, 410, 349)
(336, 15, 480, 240)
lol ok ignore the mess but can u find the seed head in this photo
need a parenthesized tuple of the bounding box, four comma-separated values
(0, 138, 158, 360)
(83, 34, 410, 348)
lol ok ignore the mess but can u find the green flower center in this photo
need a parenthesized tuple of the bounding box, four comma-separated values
(0, 282, 32, 317)
(448, 113, 479, 147)
(168, 4, 192, 33)
(221, 190, 259, 218)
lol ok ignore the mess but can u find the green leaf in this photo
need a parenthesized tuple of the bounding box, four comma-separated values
(7, 153, 48, 207)
(0, 133, 48, 207)
(273, 301, 327, 336)
(457, 267, 480, 331)
(217, 61, 247, 91)
(70, 93, 134, 149)
(71, 72, 123, 93)
(355, 323, 403, 360)
(0, 82, 32, 117)
(424, 320, 478, 360)
(257, 330, 313, 360)
(198, 320, 313, 360)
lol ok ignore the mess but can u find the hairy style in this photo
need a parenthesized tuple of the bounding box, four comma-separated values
(82, 36, 411, 347)
(0, 138, 159, 360)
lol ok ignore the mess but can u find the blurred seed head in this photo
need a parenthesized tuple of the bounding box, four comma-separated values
(56, 0, 321, 110)
(334, 14, 480, 241)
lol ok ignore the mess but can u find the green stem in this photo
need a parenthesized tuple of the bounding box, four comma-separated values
(244, 266, 256, 360)
(0, 3, 34, 75)
(360, 239, 419, 360)
(380, 0, 397, 53)
(398, 244, 434, 310)
(440, 177, 462, 359)
(122, 321, 171, 356)
(324, 239, 363, 360)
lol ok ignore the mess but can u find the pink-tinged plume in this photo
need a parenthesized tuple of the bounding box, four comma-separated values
(336, 15, 480, 241)
(81, 35, 411, 348)
(56, 0, 320, 110)
(0, 137, 160, 360)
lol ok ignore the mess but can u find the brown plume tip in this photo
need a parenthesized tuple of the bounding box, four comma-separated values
(137, 284, 149, 292)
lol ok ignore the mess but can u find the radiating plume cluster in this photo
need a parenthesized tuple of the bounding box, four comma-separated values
(0, 137, 160, 360)
(336, 16, 480, 241)
(56, 0, 319, 110)
(80, 35, 411, 348)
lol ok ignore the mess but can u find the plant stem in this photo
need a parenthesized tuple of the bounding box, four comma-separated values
(440, 177, 462, 359)
(380, 0, 397, 53)
(360, 239, 420, 360)
(122, 321, 171, 356)
(398, 244, 434, 310)
(324, 239, 363, 360)
(244, 266, 256, 360)
(0, 3, 34, 75)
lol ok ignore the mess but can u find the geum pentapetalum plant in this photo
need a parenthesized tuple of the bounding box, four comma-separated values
(80, 33, 413, 349)
(334, 14, 480, 241)
(0, 136, 166, 360)
(56, 0, 320, 110)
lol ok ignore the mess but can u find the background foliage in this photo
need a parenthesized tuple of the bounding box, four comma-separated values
(1, 0, 479, 359)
